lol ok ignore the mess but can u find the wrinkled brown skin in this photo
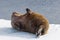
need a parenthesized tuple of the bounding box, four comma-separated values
(11, 8, 49, 37)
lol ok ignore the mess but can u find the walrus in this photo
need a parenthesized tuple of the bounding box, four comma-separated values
(11, 8, 49, 37)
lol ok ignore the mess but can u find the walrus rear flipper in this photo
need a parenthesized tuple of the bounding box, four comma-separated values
(26, 8, 32, 15)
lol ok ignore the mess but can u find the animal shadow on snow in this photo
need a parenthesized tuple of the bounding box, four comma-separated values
(0, 27, 36, 38)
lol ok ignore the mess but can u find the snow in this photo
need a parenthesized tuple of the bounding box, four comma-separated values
(0, 19, 60, 40)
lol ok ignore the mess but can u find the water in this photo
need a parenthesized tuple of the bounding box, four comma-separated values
(0, 0, 60, 24)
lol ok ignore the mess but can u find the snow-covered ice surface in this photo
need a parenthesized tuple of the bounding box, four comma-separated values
(0, 19, 60, 40)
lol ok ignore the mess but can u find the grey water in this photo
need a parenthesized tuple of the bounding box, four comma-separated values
(0, 0, 60, 24)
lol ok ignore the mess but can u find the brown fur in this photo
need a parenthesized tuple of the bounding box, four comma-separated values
(11, 8, 49, 37)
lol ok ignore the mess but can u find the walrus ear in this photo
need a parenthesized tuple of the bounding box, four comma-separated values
(26, 8, 32, 14)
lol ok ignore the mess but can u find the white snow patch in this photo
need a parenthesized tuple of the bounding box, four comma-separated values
(0, 19, 60, 40)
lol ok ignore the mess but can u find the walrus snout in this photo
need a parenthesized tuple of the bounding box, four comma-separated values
(12, 12, 22, 17)
(12, 12, 17, 14)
